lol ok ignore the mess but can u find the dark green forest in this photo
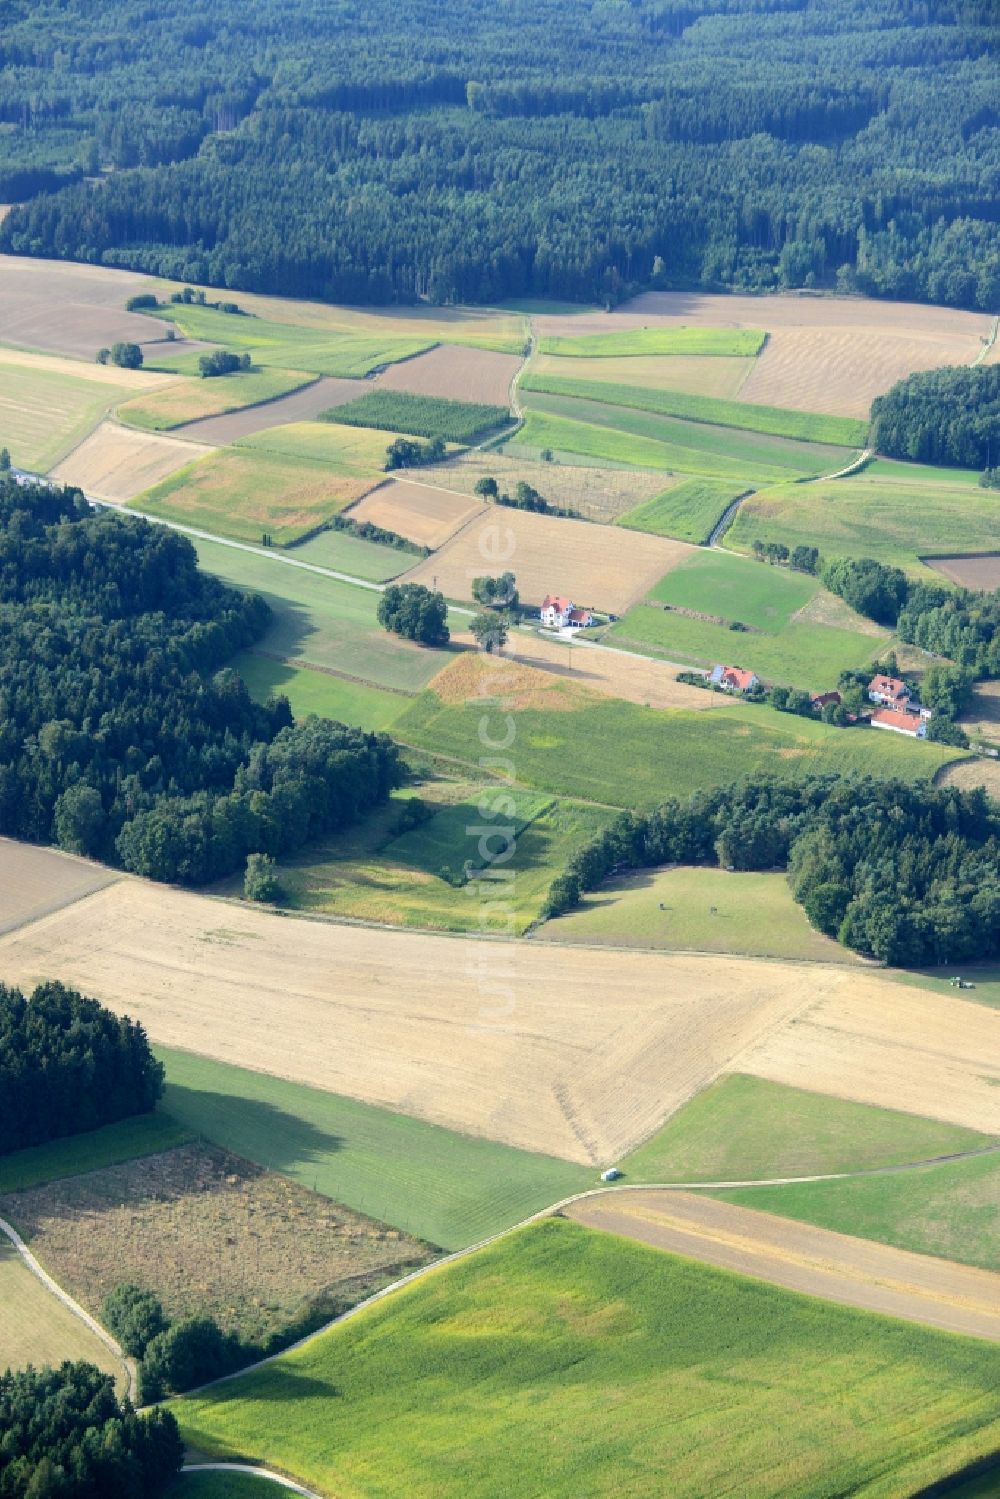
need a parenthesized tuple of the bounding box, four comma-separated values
(0, 0, 997, 306)
(871, 366, 1000, 468)
(0, 477, 402, 882)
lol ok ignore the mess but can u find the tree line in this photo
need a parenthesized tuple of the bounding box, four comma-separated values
(0, 0, 996, 309)
(871, 366, 1000, 470)
(543, 775, 1000, 967)
(0, 981, 163, 1154)
(0, 477, 401, 883)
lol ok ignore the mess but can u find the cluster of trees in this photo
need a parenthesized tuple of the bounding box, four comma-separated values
(325, 512, 427, 557)
(870, 367, 1000, 470)
(472, 571, 518, 610)
(0, 477, 401, 882)
(0, 1363, 182, 1498)
(751, 540, 820, 574)
(474, 477, 577, 517)
(377, 582, 450, 646)
(96, 341, 142, 368)
(0, 981, 163, 1154)
(102, 1284, 246, 1402)
(198, 349, 251, 376)
(2, 0, 995, 309)
(544, 774, 1000, 966)
(385, 436, 446, 470)
(980, 467, 1000, 490)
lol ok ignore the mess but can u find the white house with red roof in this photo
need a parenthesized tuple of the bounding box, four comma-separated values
(709, 664, 759, 694)
(540, 595, 593, 629)
(868, 673, 910, 707)
(871, 706, 927, 738)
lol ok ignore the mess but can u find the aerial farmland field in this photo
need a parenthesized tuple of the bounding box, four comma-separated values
(373, 343, 524, 404)
(0, 1240, 125, 1387)
(233, 653, 412, 732)
(532, 350, 758, 398)
(346, 478, 486, 548)
(118, 368, 316, 431)
(537, 326, 766, 357)
(618, 478, 753, 542)
(49, 421, 212, 501)
(412, 447, 670, 523)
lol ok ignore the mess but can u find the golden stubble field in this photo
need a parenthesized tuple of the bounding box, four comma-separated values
(401, 505, 692, 612)
(50, 421, 214, 501)
(348, 478, 487, 549)
(1, 861, 997, 1163)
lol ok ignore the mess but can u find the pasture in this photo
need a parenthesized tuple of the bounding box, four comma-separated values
(118, 369, 314, 431)
(158, 1047, 591, 1250)
(617, 477, 747, 542)
(170, 1475, 288, 1497)
(396, 661, 960, 808)
(716, 1150, 1000, 1273)
(536, 866, 853, 962)
(1, 1142, 432, 1347)
(135, 447, 376, 546)
(533, 350, 758, 398)
(372, 344, 523, 405)
(0, 1240, 124, 1386)
(324, 389, 509, 442)
(285, 526, 412, 581)
(647, 547, 818, 626)
(728, 471, 1000, 569)
(191, 535, 452, 690)
(537, 326, 765, 357)
(409, 448, 668, 524)
(346, 478, 486, 549)
(619, 1074, 994, 1184)
(0, 1113, 190, 1194)
(233, 654, 411, 733)
(522, 370, 867, 448)
(174, 1217, 1000, 1499)
(399, 505, 692, 613)
(0, 353, 163, 471)
(49, 421, 211, 502)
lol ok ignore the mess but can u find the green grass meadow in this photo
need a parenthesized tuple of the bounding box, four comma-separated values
(536, 866, 851, 961)
(617, 477, 748, 542)
(514, 408, 770, 480)
(522, 369, 868, 447)
(174, 1217, 1000, 1499)
(233, 652, 411, 733)
(169, 1474, 288, 1498)
(619, 1074, 995, 1185)
(287, 526, 412, 581)
(715, 1149, 1000, 1272)
(323, 389, 510, 442)
(157, 1049, 592, 1250)
(0, 1112, 190, 1194)
(648, 548, 817, 625)
(538, 326, 766, 357)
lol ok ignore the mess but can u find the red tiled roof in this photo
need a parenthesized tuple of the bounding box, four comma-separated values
(721, 666, 757, 691)
(811, 691, 841, 708)
(541, 594, 572, 612)
(871, 707, 921, 733)
(869, 674, 908, 698)
(567, 608, 592, 625)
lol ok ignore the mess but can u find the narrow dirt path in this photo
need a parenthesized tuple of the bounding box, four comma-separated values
(564, 1190, 1000, 1341)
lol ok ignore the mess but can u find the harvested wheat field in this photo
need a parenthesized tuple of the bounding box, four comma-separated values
(1, 1143, 432, 1346)
(0, 837, 118, 937)
(414, 450, 670, 524)
(172, 374, 365, 444)
(938, 759, 1000, 798)
(741, 980, 1000, 1135)
(927, 554, 1000, 591)
(402, 505, 691, 612)
(0, 344, 173, 392)
(347, 478, 486, 549)
(375, 344, 523, 406)
(0, 255, 169, 359)
(50, 421, 212, 501)
(0, 877, 849, 1166)
(565, 1192, 1000, 1342)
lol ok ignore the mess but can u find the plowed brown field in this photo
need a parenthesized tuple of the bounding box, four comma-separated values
(347, 479, 486, 549)
(50, 421, 212, 501)
(0, 255, 170, 359)
(375, 345, 522, 406)
(0, 837, 118, 937)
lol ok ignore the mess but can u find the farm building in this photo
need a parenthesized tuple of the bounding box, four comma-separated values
(541, 595, 592, 629)
(709, 664, 759, 695)
(870, 706, 927, 739)
(868, 674, 910, 707)
(811, 691, 841, 712)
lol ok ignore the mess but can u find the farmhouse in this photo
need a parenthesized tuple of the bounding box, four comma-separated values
(541, 595, 592, 629)
(710, 664, 759, 695)
(810, 690, 841, 712)
(870, 706, 928, 739)
(868, 674, 910, 707)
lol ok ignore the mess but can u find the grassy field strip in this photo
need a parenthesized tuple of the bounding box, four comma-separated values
(537, 327, 766, 357)
(0, 1210, 133, 1393)
(179, 1465, 322, 1497)
(0, 1112, 191, 1193)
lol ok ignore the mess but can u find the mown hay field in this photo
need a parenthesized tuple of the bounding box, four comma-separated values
(515, 407, 777, 482)
(347, 478, 486, 549)
(618, 478, 752, 542)
(1, 1143, 432, 1346)
(400, 504, 692, 612)
(135, 447, 377, 545)
(0, 1241, 125, 1386)
(50, 421, 212, 501)
(282, 525, 412, 581)
(374, 343, 524, 403)
(173, 1217, 1000, 1499)
(483, 629, 724, 712)
(533, 351, 757, 398)
(538, 326, 765, 357)
(119, 369, 315, 431)
(411, 448, 670, 524)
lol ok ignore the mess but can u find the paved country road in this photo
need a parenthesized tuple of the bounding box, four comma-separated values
(563, 1190, 1000, 1343)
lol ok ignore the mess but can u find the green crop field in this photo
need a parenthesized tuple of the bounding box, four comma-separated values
(537, 327, 766, 358)
(395, 687, 958, 810)
(0, 1240, 124, 1385)
(619, 1074, 994, 1185)
(715, 1149, 1000, 1272)
(521, 393, 847, 481)
(170, 1475, 288, 1498)
(323, 390, 510, 442)
(536, 866, 852, 962)
(174, 1217, 1000, 1499)
(515, 407, 784, 482)
(727, 473, 1000, 570)
(118, 369, 313, 431)
(158, 1049, 592, 1250)
(0, 362, 142, 471)
(611, 604, 879, 689)
(150, 303, 437, 377)
(286, 526, 413, 581)
(134, 447, 374, 545)
(191, 536, 452, 691)
(617, 478, 748, 543)
(521, 369, 869, 447)
(278, 784, 614, 933)
(862, 457, 982, 488)
(233, 653, 411, 733)
(0, 1112, 190, 1193)
(648, 548, 818, 626)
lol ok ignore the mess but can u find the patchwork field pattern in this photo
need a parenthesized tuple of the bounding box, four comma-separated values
(170, 376, 366, 444)
(326, 389, 509, 442)
(0, 255, 167, 358)
(1, 1143, 433, 1346)
(118, 369, 315, 431)
(374, 343, 523, 404)
(410, 449, 670, 524)
(50, 421, 212, 501)
(537, 326, 765, 357)
(346, 478, 486, 549)
(401, 505, 692, 612)
(533, 351, 757, 398)
(618, 478, 750, 543)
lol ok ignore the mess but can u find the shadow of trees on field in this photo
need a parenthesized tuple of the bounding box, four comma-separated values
(161, 1086, 344, 1179)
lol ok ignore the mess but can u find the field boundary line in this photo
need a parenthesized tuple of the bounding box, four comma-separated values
(815, 446, 873, 482)
(0, 1213, 135, 1398)
(180, 1462, 322, 1497)
(165, 374, 324, 438)
(175, 1140, 1000, 1403)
